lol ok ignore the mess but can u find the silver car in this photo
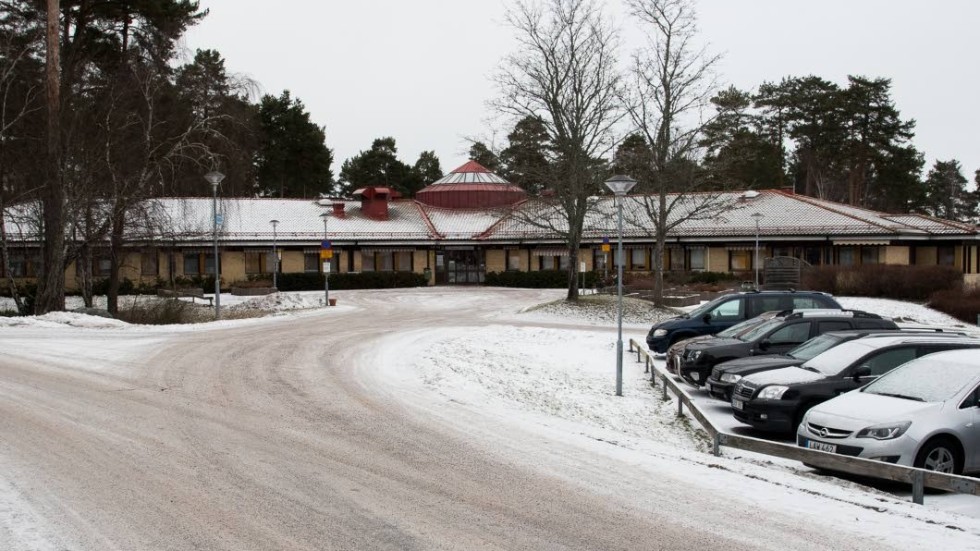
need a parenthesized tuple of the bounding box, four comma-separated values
(797, 349, 980, 474)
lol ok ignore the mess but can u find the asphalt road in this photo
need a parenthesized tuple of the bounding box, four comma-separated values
(0, 288, 899, 550)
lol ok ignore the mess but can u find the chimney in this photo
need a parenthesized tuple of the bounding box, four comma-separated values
(355, 186, 400, 221)
(332, 202, 346, 218)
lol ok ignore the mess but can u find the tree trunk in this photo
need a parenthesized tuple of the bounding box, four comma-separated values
(106, 209, 125, 315)
(36, 0, 65, 314)
(566, 247, 580, 301)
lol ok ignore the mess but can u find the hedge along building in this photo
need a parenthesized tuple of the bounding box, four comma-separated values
(2, 161, 980, 291)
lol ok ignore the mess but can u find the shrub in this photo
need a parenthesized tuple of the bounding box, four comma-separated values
(802, 265, 962, 301)
(275, 271, 426, 292)
(928, 287, 980, 324)
(484, 270, 599, 288)
(115, 298, 196, 325)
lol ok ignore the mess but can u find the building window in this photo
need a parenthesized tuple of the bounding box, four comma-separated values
(7, 253, 29, 277)
(593, 250, 608, 274)
(378, 252, 394, 272)
(245, 251, 269, 274)
(183, 253, 201, 275)
(938, 246, 955, 266)
(304, 251, 320, 272)
(397, 252, 413, 272)
(860, 246, 881, 265)
(629, 248, 648, 270)
(838, 247, 856, 266)
(729, 250, 752, 271)
(539, 255, 557, 270)
(141, 250, 158, 276)
(559, 255, 570, 271)
(93, 254, 112, 277)
(688, 249, 705, 271)
(184, 252, 218, 276)
(507, 250, 522, 271)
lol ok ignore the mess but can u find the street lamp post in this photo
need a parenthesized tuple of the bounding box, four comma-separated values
(204, 170, 225, 319)
(319, 212, 330, 306)
(270, 219, 279, 290)
(604, 174, 637, 397)
(751, 212, 765, 289)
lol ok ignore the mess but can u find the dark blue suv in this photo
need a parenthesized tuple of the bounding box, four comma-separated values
(645, 290, 841, 354)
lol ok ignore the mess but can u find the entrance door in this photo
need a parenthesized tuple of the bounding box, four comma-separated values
(435, 249, 485, 284)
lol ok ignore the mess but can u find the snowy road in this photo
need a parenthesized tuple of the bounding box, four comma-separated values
(1, 288, 978, 550)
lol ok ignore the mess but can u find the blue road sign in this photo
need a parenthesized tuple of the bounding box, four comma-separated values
(321, 240, 332, 249)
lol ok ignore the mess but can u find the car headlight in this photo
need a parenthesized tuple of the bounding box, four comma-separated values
(689, 350, 702, 361)
(856, 421, 911, 440)
(720, 373, 742, 383)
(653, 329, 668, 337)
(758, 385, 789, 400)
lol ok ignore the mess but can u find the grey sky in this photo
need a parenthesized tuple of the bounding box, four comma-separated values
(183, 0, 980, 188)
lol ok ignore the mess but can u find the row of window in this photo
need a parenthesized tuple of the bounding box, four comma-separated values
(0, 245, 963, 278)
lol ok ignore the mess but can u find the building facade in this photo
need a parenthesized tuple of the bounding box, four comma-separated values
(3, 162, 979, 290)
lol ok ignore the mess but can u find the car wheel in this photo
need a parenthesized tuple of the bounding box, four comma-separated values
(914, 437, 962, 474)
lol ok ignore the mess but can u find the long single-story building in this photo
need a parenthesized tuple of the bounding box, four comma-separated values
(3, 161, 979, 290)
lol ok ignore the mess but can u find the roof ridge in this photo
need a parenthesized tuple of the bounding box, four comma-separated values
(774, 190, 899, 234)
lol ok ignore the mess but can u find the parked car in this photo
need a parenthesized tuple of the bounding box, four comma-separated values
(730, 334, 980, 434)
(704, 327, 958, 401)
(797, 349, 980, 475)
(675, 309, 897, 387)
(645, 290, 841, 354)
(664, 311, 780, 374)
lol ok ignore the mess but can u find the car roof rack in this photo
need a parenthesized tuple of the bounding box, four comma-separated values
(777, 309, 882, 320)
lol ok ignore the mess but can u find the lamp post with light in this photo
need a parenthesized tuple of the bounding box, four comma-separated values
(270, 219, 280, 290)
(204, 170, 225, 319)
(751, 212, 765, 289)
(604, 174, 637, 397)
(319, 212, 330, 306)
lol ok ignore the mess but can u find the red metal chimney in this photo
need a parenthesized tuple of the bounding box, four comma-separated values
(332, 202, 346, 218)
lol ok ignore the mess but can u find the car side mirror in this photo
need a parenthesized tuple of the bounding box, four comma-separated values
(702, 314, 712, 323)
(758, 339, 771, 351)
(853, 365, 872, 381)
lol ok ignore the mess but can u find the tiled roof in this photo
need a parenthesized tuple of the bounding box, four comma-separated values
(3, 190, 977, 245)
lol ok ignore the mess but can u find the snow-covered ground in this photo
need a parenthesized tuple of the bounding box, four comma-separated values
(2, 290, 980, 549)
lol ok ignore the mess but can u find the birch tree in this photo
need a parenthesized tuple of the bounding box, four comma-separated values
(495, 0, 622, 300)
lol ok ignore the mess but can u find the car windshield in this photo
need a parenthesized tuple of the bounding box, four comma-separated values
(799, 340, 876, 375)
(736, 318, 783, 342)
(716, 313, 776, 338)
(862, 357, 980, 402)
(685, 297, 725, 319)
(787, 333, 845, 361)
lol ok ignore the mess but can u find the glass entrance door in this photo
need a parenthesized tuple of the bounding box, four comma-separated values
(435, 249, 485, 284)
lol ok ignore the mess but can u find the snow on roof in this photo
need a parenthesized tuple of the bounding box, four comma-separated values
(3, 190, 977, 246)
(427, 161, 512, 186)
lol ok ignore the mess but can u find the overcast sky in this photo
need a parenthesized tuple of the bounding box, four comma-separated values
(183, 0, 980, 188)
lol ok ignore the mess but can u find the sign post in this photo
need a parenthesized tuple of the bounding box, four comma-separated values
(320, 240, 332, 305)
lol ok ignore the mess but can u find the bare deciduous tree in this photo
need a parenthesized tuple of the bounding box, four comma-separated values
(622, 0, 732, 306)
(494, 0, 622, 300)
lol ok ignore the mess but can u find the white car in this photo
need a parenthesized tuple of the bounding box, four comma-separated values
(797, 349, 980, 474)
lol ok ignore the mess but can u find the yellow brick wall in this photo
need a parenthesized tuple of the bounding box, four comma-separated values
(706, 247, 728, 272)
(222, 251, 246, 284)
(883, 246, 910, 265)
(486, 250, 506, 273)
(954, 245, 963, 269)
(281, 251, 304, 273)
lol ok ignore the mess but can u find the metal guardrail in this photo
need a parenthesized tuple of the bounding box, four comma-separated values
(627, 338, 980, 505)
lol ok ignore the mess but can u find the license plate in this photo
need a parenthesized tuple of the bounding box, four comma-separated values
(731, 398, 743, 410)
(806, 440, 836, 453)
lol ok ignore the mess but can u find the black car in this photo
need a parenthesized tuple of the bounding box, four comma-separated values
(730, 334, 980, 434)
(664, 312, 781, 374)
(645, 290, 841, 354)
(676, 309, 897, 388)
(704, 328, 913, 401)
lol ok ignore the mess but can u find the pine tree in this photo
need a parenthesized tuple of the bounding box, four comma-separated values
(256, 90, 333, 198)
(922, 160, 976, 221)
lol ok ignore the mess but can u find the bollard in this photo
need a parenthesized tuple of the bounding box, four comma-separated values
(636, 348, 642, 362)
(644, 356, 650, 374)
(713, 433, 721, 457)
(677, 396, 684, 416)
(662, 374, 668, 401)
